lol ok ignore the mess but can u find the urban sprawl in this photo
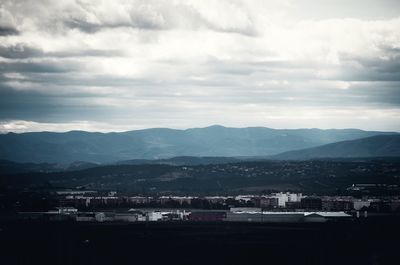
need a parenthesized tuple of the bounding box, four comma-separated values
(16, 188, 400, 223)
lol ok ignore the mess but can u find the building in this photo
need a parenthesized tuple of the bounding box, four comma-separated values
(227, 211, 304, 223)
(322, 198, 353, 211)
(55, 207, 78, 214)
(204, 196, 231, 204)
(76, 213, 96, 222)
(147, 211, 163, 221)
(159, 196, 195, 205)
(260, 197, 279, 209)
(129, 196, 151, 204)
(188, 211, 227, 221)
(114, 213, 138, 222)
(95, 212, 106, 222)
(353, 200, 371, 210)
(55, 190, 97, 196)
(268, 192, 303, 207)
(304, 212, 352, 223)
(301, 197, 322, 210)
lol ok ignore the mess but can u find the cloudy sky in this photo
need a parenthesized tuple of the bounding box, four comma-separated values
(0, 0, 400, 132)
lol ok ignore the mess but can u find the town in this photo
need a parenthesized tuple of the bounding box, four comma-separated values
(11, 189, 400, 224)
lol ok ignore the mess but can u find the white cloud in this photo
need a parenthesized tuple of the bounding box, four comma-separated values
(0, 6, 17, 29)
(0, 120, 139, 133)
(0, 0, 399, 131)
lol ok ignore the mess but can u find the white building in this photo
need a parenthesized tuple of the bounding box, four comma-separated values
(147, 211, 163, 221)
(353, 200, 371, 210)
(268, 192, 303, 207)
(95, 212, 106, 222)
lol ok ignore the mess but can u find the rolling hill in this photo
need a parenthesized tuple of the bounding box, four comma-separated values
(271, 134, 400, 160)
(0, 125, 396, 163)
(2, 159, 400, 195)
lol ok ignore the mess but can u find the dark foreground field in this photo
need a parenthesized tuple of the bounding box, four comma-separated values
(1, 218, 399, 265)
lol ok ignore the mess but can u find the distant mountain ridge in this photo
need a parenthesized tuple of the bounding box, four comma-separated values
(116, 156, 242, 166)
(0, 125, 396, 163)
(271, 135, 400, 160)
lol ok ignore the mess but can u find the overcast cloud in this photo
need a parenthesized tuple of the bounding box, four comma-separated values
(0, 0, 400, 132)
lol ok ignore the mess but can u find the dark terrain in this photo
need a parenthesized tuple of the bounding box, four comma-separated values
(1, 217, 399, 265)
(2, 159, 400, 195)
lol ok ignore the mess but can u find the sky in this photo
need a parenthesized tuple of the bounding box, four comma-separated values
(0, 0, 400, 133)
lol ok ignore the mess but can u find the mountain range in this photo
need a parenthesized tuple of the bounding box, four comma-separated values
(0, 125, 397, 164)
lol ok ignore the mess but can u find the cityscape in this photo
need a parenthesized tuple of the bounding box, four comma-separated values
(14, 190, 399, 223)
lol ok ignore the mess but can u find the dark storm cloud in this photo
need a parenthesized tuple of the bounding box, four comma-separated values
(350, 82, 400, 106)
(0, 61, 77, 74)
(0, 44, 123, 59)
(0, 87, 65, 120)
(64, 17, 166, 33)
(0, 26, 18, 36)
(360, 57, 400, 75)
(51, 49, 123, 58)
(0, 45, 42, 59)
(338, 54, 400, 82)
(0, 83, 116, 122)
